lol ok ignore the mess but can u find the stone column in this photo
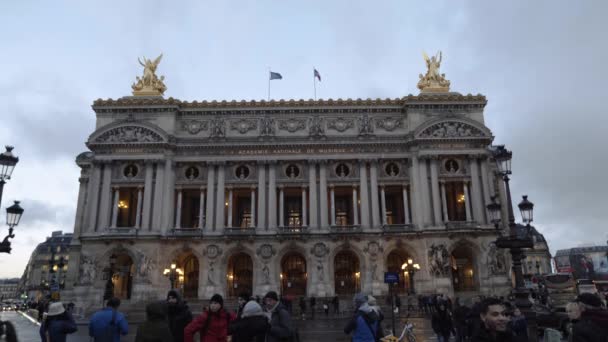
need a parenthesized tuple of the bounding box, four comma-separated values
(480, 158, 492, 224)
(72, 175, 88, 239)
(279, 186, 285, 227)
(135, 186, 143, 228)
(402, 184, 410, 224)
(369, 161, 381, 228)
(268, 163, 277, 229)
(162, 159, 175, 234)
(358, 161, 370, 228)
(174, 188, 183, 229)
(257, 163, 266, 229)
(330, 185, 336, 226)
(97, 162, 113, 230)
(250, 186, 256, 228)
(469, 157, 485, 223)
(319, 162, 329, 229)
(497, 177, 509, 228)
(464, 181, 472, 221)
(302, 186, 308, 227)
(205, 164, 215, 231)
(198, 187, 205, 229)
(440, 181, 449, 222)
(141, 161, 154, 230)
(429, 158, 442, 225)
(215, 164, 225, 230)
(352, 186, 359, 226)
(409, 157, 421, 228)
(418, 157, 431, 226)
(308, 162, 318, 228)
(110, 187, 119, 228)
(227, 188, 233, 228)
(85, 163, 101, 233)
(380, 186, 387, 225)
(152, 162, 165, 231)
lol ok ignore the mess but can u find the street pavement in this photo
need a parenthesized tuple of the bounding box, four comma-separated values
(2, 310, 441, 341)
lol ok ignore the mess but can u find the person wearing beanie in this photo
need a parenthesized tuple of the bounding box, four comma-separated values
(264, 291, 295, 342)
(236, 292, 251, 319)
(229, 301, 270, 342)
(166, 290, 192, 342)
(185, 293, 235, 342)
(344, 293, 383, 342)
(39, 301, 78, 342)
(572, 293, 608, 342)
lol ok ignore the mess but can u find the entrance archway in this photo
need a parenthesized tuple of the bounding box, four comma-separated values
(334, 250, 360, 295)
(451, 245, 477, 292)
(227, 253, 253, 297)
(182, 255, 199, 298)
(281, 252, 307, 297)
(386, 250, 412, 294)
(112, 254, 133, 300)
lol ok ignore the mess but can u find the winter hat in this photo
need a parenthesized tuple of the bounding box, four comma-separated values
(353, 293, 367, 309)
(264, 291, 279, 302)
(47, 302, 65, 317)
(238, 292, 251, 302)
(241, 300, 264, 318)
(367, 295, 377, 306)
(167, 290, 180, 300)
(210, 294, 224, 307)
(576, 293, 603, 308)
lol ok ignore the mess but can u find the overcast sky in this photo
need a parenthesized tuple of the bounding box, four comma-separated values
(0, 1, 606, 278)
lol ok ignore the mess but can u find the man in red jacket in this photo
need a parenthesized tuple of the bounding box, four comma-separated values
(185, 294, 235, 342)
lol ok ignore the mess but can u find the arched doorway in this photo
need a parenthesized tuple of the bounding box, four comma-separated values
(112, 254, 133, 300)
(451, 245, 477, 292)
(334, 250, 360, 295)
(386, 250, 412, 294)
(227, 253, 253, 297)
(182, 255, 199, 298)
(281, 253, 307, 297)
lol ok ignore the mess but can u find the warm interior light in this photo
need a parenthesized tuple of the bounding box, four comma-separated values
(228, 274, 234, 280)
(177, 268, 183, 275)
(171, 263, 176, 270)
(414, 264, 420, 269)
(404, 270, 409, 275)
(178, 275, 184, 282)
(52, 265, 58, 271)
(468, 269, 474, 276)
(163, 268, 170, 275)
(355, 272, 360, 278)
(225, 201, 229, 206)
(280, 273, 283, 279)
(117, 200, 128, 209)
(401, 263, 406, 270)
(457, 194, 465, 203)
(408, 258, 413, 265)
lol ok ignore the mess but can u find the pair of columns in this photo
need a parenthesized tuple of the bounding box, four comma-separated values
(379, 185, 411, 225)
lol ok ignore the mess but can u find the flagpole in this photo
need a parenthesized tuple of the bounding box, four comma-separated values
(313, 67, 317, 101)
(268, 67, 271, 101)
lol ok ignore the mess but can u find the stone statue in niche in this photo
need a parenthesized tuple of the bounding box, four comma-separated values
(207, 261, 216, 285)
(358, 114, 374, 136)
(259, 117, 276, 137)
(79, 256, 96, 284)
(317, 261, 325, 281)
(308, 116, 325, 138)
(262, 263, 270, 284)
(428, 244, 450, 276)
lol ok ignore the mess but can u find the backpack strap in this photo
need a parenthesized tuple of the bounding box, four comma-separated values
(359, 314, 377, 341)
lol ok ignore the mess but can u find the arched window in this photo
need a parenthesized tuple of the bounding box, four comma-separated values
(386, 250, 411, 294)
(334, 251, 360, 295)
(281, 253, 307, 296)
(182, 255, 199, 298)
(451, 246, 477, 292)
(227, 253, 253, 297)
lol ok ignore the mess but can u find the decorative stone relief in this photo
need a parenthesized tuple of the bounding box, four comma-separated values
(95, 126, 164, 143)
(230, 119, 258, 134)
(309, 116, 325, 138)
(370, 263, 379, 281)
(316, 261, 325, 281)
(278, 118, 306, 133)
(79, 255, 96, 285)
(419, 121, 485, 138)
(376, 117, 402, 131)
(257, 244, 276, 260)
(204, 244, 223, 259)
(182, 120, 208, 134)
(327, 117, 354, 132)
(261, 263, 271, 284)
(259, 117, 276, 137)
(358, 114, 374, 136)
(136, 250, 156, 280)
(487, 243, 507, 275)
(207, 260, 216, 285)
(209, 118, 226, 138)
(428, 244, 450, 276)
(364, 241, 383, 261)
(311, 243, 328, 258)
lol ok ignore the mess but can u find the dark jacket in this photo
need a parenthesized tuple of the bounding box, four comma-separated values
(344, 303, 382, 342)
(167, 294, 193, 342)
(88, 307, 129, 342)
(39, 312, 77, 342)
(572, 309, 608, 342)
(185, 308, 235, 342)
(266, 303, 294, 342)
(135, 301, 174, 342)
(432, 310, 454, 336)
(229, 315, 270, 342)
(471, 325, 527, 342)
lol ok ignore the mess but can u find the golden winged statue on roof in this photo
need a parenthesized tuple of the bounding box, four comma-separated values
(417, 51, 450, 93)
(132, 53, 167, 96)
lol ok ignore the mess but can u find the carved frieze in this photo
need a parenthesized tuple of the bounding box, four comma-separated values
(364, 241, 383, 261)
(327, 118, 354, 132)
(428, 244, 450, 276)
(209, 118, 226, 138)
(278, 118, 306, 133)
(419, 121, 485, 138)
(79, 255, 97, 285)
(204, 244, 223, 259)
(259, 117, 276, 137)
(358, 114, 374, 136)
(182, 120, 208, 134)
(230, 119, 258, 134)
(95, 126, 164, 143)
(309, 116, 325, 138)
(311, 243, 329, 258)
(376, 117, 403, 131)
(257, 244, 276, 260)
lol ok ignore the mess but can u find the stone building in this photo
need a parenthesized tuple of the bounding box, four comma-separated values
(0, 278, 20, 300)
(521, 227, 552, 283)
(19, 231, 72, 300)
(62, 54, 514, 309)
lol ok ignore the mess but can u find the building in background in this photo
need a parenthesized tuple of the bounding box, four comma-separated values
(19, 231, 73, 300)
(0, 278, 20, 300)
(554, 245, 608, 292)
(521, 227, 553, 287)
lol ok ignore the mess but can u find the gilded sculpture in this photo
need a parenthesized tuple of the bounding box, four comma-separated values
(132, 54, 167, 96)
(417, 51, 451, 93)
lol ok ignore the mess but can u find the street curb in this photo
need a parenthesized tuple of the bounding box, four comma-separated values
(17, 310, 40, 326)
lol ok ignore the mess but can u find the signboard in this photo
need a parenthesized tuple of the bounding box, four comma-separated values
(50, 284, 60, 292)
(384, 272, 400, 284)
(555, 246, 608, 281)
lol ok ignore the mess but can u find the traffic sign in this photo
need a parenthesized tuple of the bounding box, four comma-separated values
(384, 272, 399, 284)
(50, 284, 60, 291)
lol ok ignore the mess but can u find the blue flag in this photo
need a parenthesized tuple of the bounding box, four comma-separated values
(269, 71, 282, 80)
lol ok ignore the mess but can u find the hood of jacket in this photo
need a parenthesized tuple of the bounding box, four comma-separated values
(357, 303, 380, 323)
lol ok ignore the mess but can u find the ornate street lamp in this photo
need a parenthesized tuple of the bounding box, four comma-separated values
(0, 146, 19, 206)
(0, 146, 22, 254)
(401, 258, 421, 294)
(0, 201, 24, 254)
(163, 262, 183, 289)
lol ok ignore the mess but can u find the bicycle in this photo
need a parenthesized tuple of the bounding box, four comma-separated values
(380, 317, 417, 342)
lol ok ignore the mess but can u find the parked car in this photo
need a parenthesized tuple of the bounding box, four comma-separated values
(533, 304, 569, 338)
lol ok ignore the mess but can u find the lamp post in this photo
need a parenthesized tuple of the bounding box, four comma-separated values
(401, 258, 421, 294)
(0, 146, 23, 254)
(163, 262, 183, 289)
(103, 255, 117, 302)
(486, 145, 537, 342)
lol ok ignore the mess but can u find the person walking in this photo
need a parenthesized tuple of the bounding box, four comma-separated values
(323, 300, 329, 317)
(39, 302, 77, 342)
(344, 293, 383, 342)
(184, 294, 235, 342)
(229, 300, 270, 342)
(571, 293, 608, 342)
(332, 296, 340, 315)
(166, 290, 192, 342)
(298, 296, 306, 320)
(135, 301, 174, 342)
(88, 297, 129, 342)
(453, 298, 470, 342)
(432, 302, 454, 342)
(309, 296, 316, 319)
(264, 291, 295, 342)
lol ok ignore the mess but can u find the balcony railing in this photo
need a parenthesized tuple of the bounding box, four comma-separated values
(170, 228, 203, 237)
(224, 227, 256, 236)
(278, 226, 308, 235)
(445, 221, 480, 230)
(105, 227, 138, 235)
(382, 224, 415, 232)
(330, 225, 362, 233)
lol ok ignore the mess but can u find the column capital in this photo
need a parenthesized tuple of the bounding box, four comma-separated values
(352, 184, 359, 190)
(78, 177, 89, 184)
(111, 185, 120, 190)
(199, 186, 207, 191)
(401, 183, 409, 187)
(250, 185, 257, 190)
(463, 180, 470, 185)
(329, 184, 335, 189)
(175, 185, 183, 191)
(137, 185, 144, 190)
(301, 185, 309, 189)
(226, 185, 234, 190)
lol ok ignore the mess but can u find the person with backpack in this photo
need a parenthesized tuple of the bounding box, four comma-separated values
(344, 293, 382, 342)
(135, 301, 174, 342)
(184, 294, 235, 342)
(264, 291, 296, 342)
(229, 300, 270, 342)
(40, 302, 78, 342)
(166, 290, 192, 342)
(88, 297, 129, 342)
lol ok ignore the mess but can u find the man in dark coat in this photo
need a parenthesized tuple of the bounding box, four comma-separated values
(135, 301, 174, 342)
(572, 293, 608, 342)
(229, 300, 270, 342)
(264, 291, 295, 342)
(235, 292, 250, 319)
(471, 298, 525, 342)
(166, 290, 192, 342)
(432, 303, 454, 342)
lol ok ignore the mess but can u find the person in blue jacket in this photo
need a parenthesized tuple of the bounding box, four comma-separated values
(39, 302, 77, 342)
(88, 297, 129, 341)
(344, 293, 383, 342)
